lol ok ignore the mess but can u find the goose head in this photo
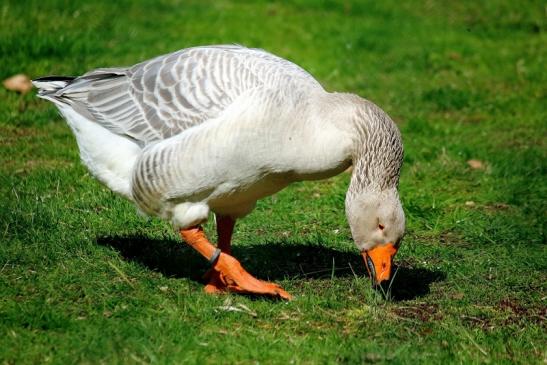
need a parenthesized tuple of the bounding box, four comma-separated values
(346, 188, 405, 284)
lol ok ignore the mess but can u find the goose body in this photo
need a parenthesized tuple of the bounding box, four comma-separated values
(34, 45, 405, 298)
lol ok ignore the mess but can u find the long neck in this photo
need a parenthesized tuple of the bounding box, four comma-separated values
(314, 93, 403, 196)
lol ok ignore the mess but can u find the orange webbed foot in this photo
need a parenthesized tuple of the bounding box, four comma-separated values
(205, 253, 292, 300)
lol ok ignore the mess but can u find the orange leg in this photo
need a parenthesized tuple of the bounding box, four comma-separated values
(216, 214, 235, 255)
(179, 224, 291, 300)
(203, 214, 235, 293)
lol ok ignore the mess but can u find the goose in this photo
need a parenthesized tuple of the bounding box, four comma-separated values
(33, 45, 405, 300)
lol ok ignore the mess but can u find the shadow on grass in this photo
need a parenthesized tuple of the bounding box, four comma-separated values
(385, 265, 446, 301)
(96, 235, 445, 301)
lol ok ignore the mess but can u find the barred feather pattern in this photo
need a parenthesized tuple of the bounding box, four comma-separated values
(347, 100, 404, 197)
(59, 45, 322, 145)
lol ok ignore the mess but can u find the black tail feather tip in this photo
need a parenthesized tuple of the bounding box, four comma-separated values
(33, 76, 76, 82)
(32, 76, 76, 93)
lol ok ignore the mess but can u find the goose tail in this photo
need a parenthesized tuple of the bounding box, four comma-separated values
(32, 76, 76, 101)
(32, 74, 141, 201)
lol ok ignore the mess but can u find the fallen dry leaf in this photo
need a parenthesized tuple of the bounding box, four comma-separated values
(3, 74, 33, 94)
(467, 159, 485, 170)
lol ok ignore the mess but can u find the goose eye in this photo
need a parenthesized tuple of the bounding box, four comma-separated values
(378, 224, 385, 230)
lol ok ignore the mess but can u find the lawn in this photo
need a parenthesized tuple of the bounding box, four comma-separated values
(0, 0, 545, 363)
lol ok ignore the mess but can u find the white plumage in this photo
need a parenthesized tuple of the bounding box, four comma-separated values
(34, 45, 406, 290)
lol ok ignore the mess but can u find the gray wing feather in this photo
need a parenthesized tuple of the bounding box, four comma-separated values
(54, 45, 322, 145)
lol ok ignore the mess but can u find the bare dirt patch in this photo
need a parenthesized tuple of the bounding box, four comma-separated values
(392, 303, 443, 322)
(462, 298, 546, 331)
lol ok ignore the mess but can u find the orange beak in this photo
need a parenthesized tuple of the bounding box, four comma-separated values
(361, 243, 398, 284)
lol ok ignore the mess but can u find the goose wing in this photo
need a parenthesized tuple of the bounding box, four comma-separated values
(49, 45, 322, 146)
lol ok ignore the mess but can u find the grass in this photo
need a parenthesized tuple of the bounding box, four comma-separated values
(0, 0, 545, 363)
